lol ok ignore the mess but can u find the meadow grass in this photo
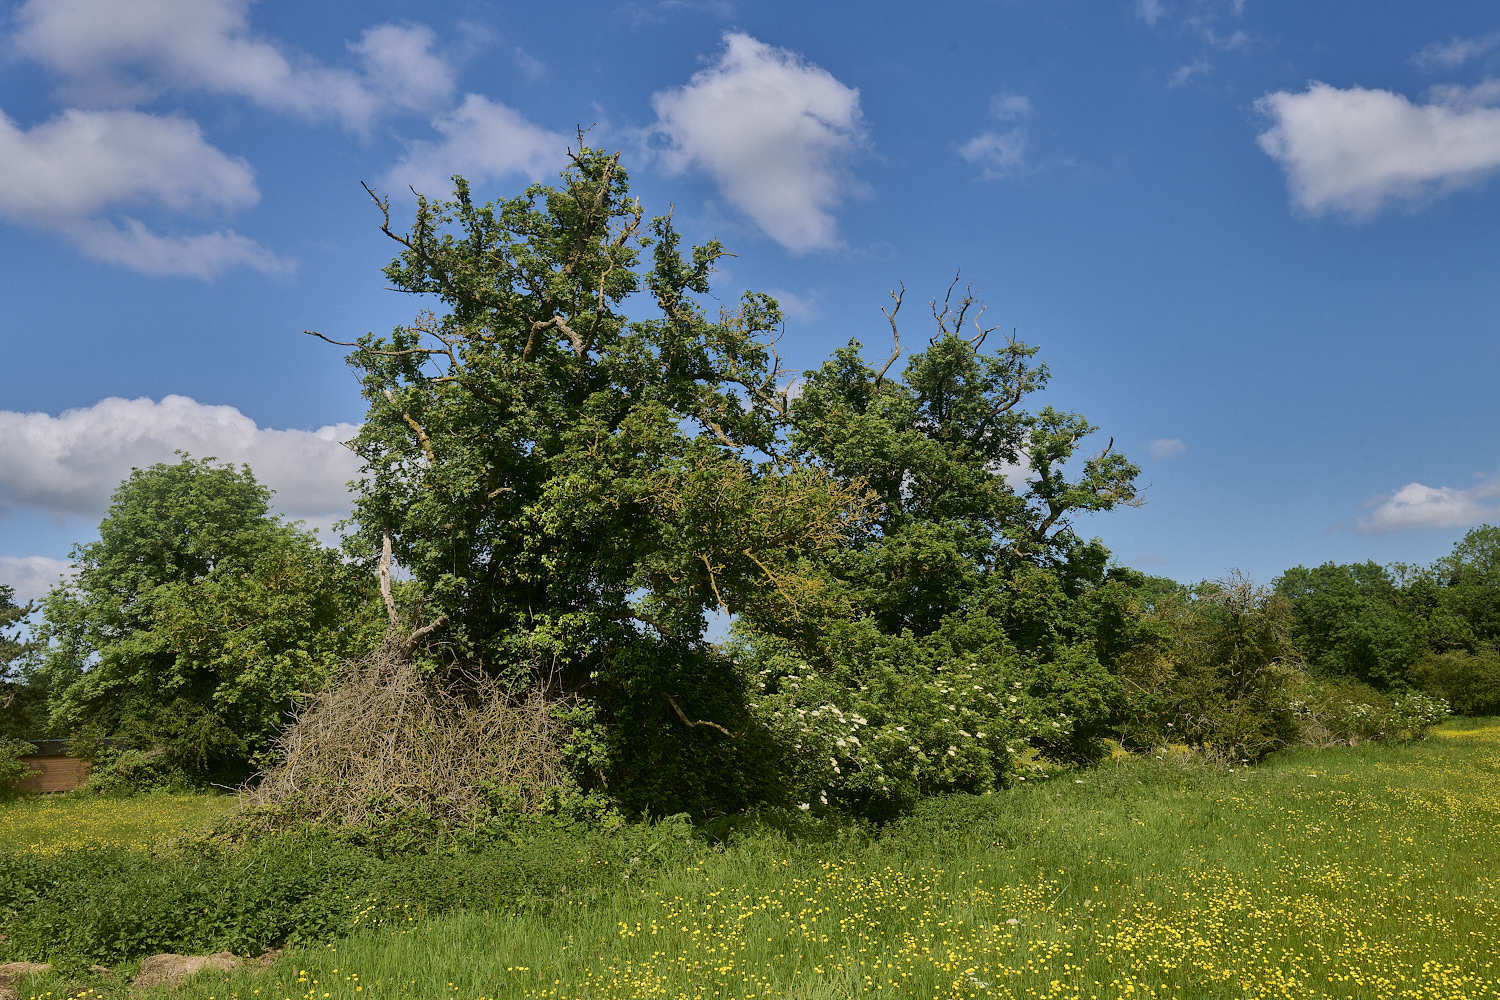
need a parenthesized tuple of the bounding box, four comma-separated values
(18, 722, 1500, 1000)
(0, 790, 233, 855)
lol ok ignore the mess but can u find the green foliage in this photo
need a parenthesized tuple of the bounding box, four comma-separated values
(335, 146, 875, 814)
(0, 584, 47, 742)
(784, 285, 1140, 638)
(1408, 649, 1500, 716)
(0, 739, 39, 794)
(35, 456, 381, 784)
(1289, 677, 1449, 745)
(1430, 524, 1500, 646)
(736, 611, 1122, 820)
(1119, 574, 1303, 761)
(1275, 561, 1424, 688)
(0, 815, 705, 965)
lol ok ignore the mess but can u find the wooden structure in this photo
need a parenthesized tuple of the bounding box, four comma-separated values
(14, 740, 92, 793)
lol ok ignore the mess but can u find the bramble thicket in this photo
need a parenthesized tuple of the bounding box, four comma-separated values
(2, 145, 1492, 826)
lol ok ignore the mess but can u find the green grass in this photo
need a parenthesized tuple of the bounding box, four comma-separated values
(0, 789, 233, 855)
(14, 723, 1500, 1000)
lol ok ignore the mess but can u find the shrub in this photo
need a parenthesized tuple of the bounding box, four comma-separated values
(0, 739, 39, 795)
(738, 614, 1107, 821)
(1408, 650, 1500, 716)
(1293, 677, 1449, 745)
(0, 815, 707, 965)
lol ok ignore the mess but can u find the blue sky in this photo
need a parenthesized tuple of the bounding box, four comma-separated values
(1, 0, 1498, 602)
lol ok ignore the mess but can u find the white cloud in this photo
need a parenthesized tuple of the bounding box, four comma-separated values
(12, 0, 455, 132)
(651, 32, 867, 253)
(960, 130, 1028, 180)
(0, 106, 284, 276)
(1358, 478, 1500, 534)
(960, 91, 1033, 180)
(512, 47, 548, 82)
(1170, 57, 1213, 88)
(764, 288, 818, 321)
(1256, 81, 1500, 216)
(385, 94, 565, 197)
(1135, 0, 1168, 28)
(1412, 32, 1500, 72)
(0, 556, 72, 603)
(0, 108, 256, 221)
(1149, 438, 1187, 459)
(989, 93, 1033, 121)
(0, 396, 363, 535)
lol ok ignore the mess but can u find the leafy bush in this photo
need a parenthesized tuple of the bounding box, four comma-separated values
(0, 739, 39, 795)
(1293, 678, 1449, 745)
(739, 614, 1116, 821)
(1385, 690, 1449, 738)
(82, 746, 196, 796)
(1408, 650, 1500, 716)
(0, 816, 706, 965)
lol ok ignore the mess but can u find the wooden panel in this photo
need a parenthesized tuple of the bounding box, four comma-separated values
(14, 756, 92, 794)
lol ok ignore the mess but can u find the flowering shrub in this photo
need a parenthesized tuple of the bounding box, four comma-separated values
(1293, 677, 1449, 745)
(739, 615, 1113, 819)
(1386, 690, 1449, 739)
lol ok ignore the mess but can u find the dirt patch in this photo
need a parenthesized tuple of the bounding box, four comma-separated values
(0, 963, 52, 1000)
(131, 953, 239, 989)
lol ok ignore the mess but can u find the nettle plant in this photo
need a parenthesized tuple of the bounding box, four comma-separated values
(741, 622, 1079, 819)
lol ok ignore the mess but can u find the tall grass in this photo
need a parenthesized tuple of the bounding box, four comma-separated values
(64, 721, 1493, 1000)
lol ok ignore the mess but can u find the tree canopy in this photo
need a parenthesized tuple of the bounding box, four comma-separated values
(36, 455, 379, 781)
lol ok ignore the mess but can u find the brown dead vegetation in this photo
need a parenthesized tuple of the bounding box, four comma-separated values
(246, 620, 563, 829)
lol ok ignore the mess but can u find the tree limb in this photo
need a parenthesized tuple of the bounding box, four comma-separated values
(664, 693, 744, 738)
(874, 283, 905, 388)
(378, 533, 399, 629)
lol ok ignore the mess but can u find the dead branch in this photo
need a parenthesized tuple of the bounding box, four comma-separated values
(378, 533, 399, 628)
(874, 283, 905, 387)
(361, 181, 413, 249)
(385, 390, 437, 465)
(664, 693, 743, 738)
(398, 614, 448, 659)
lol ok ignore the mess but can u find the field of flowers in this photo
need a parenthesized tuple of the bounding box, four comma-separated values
(12, 722, 1500, 1000)
(0, 790, 233, 855)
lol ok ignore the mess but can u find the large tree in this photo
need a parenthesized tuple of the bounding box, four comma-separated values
(324, 145, 872, 814)
(786, 282, 1142, 638)
(37, 456, 379, 781)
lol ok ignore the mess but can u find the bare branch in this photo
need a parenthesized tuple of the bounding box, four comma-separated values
(699, 553, 729, 613)
(378, 533, 399, 629)
(305, 330, 362, 348)
(399, 614, 449, 659)
(875, 283, 905, 388)
(361, 181, 412, 249)
(664, 693, 743, 738)
(385, 390, 437, 465)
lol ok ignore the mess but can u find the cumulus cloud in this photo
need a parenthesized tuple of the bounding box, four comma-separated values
(1256, 81, 1500, 217)
(1149, 438, 1187, 459)
(1357, 476, 1500, 534)
(0, 106, 284, 276)
(960, 92, 1033, 180)
(651, 32, 866, 253)
(0, 556, 72, 603)
(0, 396, 363, 534)
(385, 94, 565, 197)
(1412, 32, 1500, 72)
(12, 0, 455, 133)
